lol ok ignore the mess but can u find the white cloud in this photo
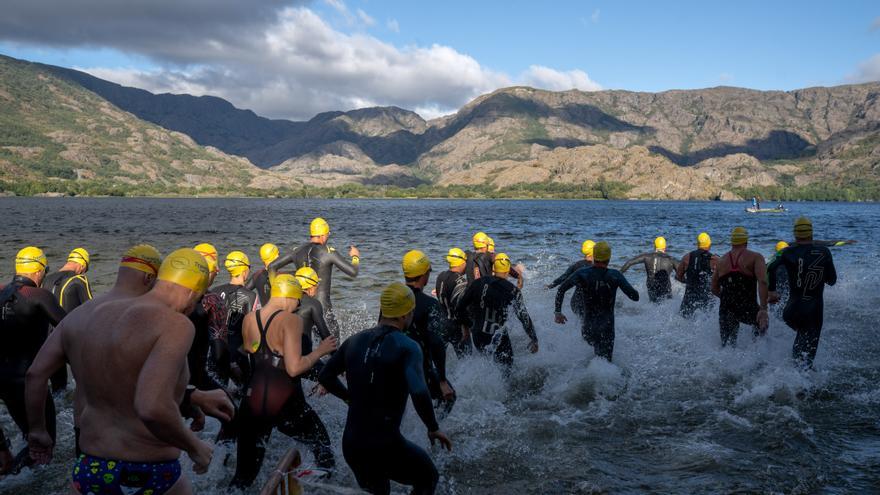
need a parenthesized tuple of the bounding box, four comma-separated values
(387, 18, 400, 33)
(591, 9, 600, 23)
(519, 65, 602, 92)
(356, 9, 375, 27)
(846, 54, 880, 84)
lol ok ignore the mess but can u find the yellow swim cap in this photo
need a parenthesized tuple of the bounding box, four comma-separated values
(193, 243, 219, 273)
(120, 244, 162, 275)
(157, 248, 210, 293)
(260, 243, 279, 265)
(67, 248, 90, 269)
(224, 251, 250, 277)
(697, 232, 712, 250)
(446, 248, 467, 268)
(271, 273, 303, 299)
(380, 282, 416, 318)
(654, 237, 667, 251)
(776, 241, 789, 253)
(593, 241, 611, 263)
(402, 250, 431, 278)
(731, 227, 749, 246)
(15, 246, 47, 274)
(310, 217, 330, 237)
(493, 253, 511, 274)
(295, 267, 320, 289)
(487, 237, 496, 253)
(472, 232, 489, 249)
(581, 240, 596, 257)
(794, 217, 813, 239)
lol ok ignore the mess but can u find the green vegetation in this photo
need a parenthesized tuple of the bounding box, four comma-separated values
(735, 183, 880, 202)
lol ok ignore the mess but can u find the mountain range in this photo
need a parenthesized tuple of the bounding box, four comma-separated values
(2, 53, 878, 199)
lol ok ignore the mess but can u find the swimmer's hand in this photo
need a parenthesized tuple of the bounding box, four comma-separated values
(554, 312, 567, 324)
(428, 430, 452, 452)
(188, 440, 213, 475)
(189, 407, 206, 432)
(349, 246, 360, 258)
(27, 429, 53, 465)
(543, 284, 551, 290)
(528, 340, 539, 354)
(192, 389, 234, 423)
(311, 384, 329, 397)
(439, 381, 455, 401)
(768, 291, 780, 304)
(757, 309, 769, 332)
(318, 336, 338, 356)
(431, 288, 437, 296)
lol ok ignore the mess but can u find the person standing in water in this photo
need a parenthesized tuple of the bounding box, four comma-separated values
(620, 237, 678, 303)
(456, 253, 539, 371)
(319, 282, 452, 495)
(676, 232, 718, 318)
(768, 217, 837, 368)
(211, 250, 260, 388)
(711, 227, 770, 347)
(554, 242, 639, 362)
(465, 232, 493, 284)
(270, 217, 361, 337)
(435, 248, 471, 356)
(546, 240, 595, 321)
(245, 242, 279, 306)
(188, 243, 229, 392)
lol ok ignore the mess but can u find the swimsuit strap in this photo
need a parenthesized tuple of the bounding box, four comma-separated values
(728, 250, 744, 273)
(255, 309, 284, 355)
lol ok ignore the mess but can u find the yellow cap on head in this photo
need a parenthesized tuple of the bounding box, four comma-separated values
(731, 227, 749, 246)
(380, 282, 416, 318)
(446, 248, 467, 268)
(654, 237, 667, 251)
(697, 232, 712, 250)
(487, 237, 496, 253)
(593, 241, 611, 262)
(402, 250, 431, 278)
(259, 243, 279, 265)
(15, 246, 48, 274)
(472, 232, 489, 249)
(193, 243, 218, 273)
(493, 253, 511, 274)
(794, 217, 813, 239)
(271, 274, 303, 299)
(120, 244, 162, 275)
(224, 251, 250, 277)
(310, 217, 330, 237)
(581, 240, 596, 257)
(775, 241, 789, 253)
(67, 248, 90, 269)
(295, 267, 320, 289)
(157, 248, 210, 293)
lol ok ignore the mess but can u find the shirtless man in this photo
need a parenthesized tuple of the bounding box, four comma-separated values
(711, 227, 770, 347)
(25, 248, 215, 495)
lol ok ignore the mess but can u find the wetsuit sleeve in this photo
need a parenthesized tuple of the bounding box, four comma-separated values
(767, 254, 782, 291)
(824, 249, 837, 286)
(268, 251, 296, 273)
(243, 271, 257, 290)
(39, 291, 67, 326)
(615, 272, 640, 302)
(454, 282, 477, 329)
(318, 339, 349, 402)
(548, 263, 578, 289)
(620, 254, 647, 273)
(554, 270, 581, 313)
(513, 289, 538, 342)
(405, 343, 440, 433)
(310, 301, 332, 340)
(327, 249, 359, 278)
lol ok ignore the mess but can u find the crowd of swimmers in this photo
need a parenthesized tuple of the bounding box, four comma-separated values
(0, 215, 847, 494)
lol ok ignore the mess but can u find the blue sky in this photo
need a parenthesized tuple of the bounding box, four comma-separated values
(1, 0, 877, 119)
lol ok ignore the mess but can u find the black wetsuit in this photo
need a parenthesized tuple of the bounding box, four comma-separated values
(295, 294, 332, 382)
(555, 266, 639, 361)
(270, 242, 359, 337)
(43, 270, 92, 392)
(0, 276, 64, 466)
(187, 293, 228, 391)
(318, 325, 440, 495)
(768, 244, 837, 367)
(231, 310, 334, 488)
(435, 270, 470, 356)
(680, 249, 715, 317)
(404, 286, 454, 415)
(455, 276, 538, 370)
(620, 252, 677, 302)
(244, 268, 272, 306)
(210, 283, 259, 387)
(717, 251, 761, 347)
(548, 259, 592, 318)
(465, 250, 493, 285)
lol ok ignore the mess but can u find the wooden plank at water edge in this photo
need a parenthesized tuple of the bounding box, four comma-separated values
(260, 448, 303, 495)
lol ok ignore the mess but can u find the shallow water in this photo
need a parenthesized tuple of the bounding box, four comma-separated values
(0, 198, 878, 494)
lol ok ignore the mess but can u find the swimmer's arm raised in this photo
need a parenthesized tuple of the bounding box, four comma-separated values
(620, 254, 647, 273)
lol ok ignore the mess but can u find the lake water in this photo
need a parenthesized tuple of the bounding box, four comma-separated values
(0, 198, 878, 494)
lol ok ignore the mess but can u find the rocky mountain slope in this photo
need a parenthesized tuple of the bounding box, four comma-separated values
(0, 55, 297, 193)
